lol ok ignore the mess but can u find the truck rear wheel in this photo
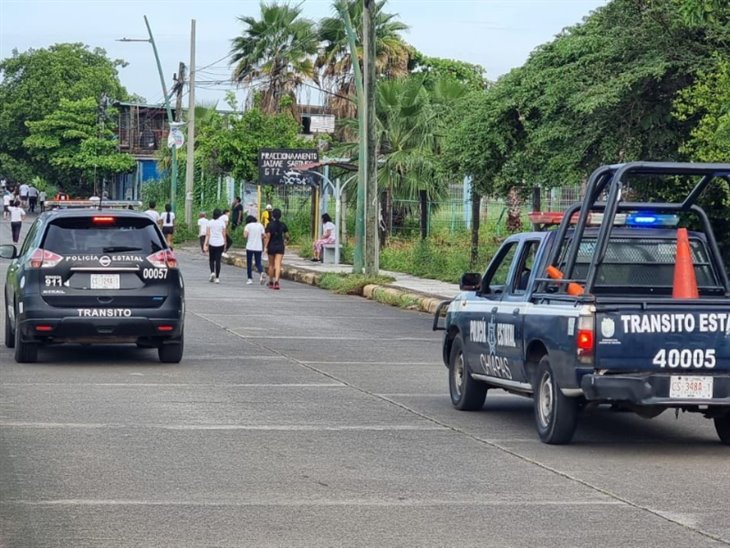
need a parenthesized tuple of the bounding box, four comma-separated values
(533, 356, 578, 444)
(714, 414, 730, 445)
(448, 335, 487, 410)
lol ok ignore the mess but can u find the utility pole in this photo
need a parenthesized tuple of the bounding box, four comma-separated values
(142, 15, 178, 210)
(363, 0, 378, 275)
(174, 62, 186, 122)
(184, 19, 196, 226)
(340, 5, 365, 274)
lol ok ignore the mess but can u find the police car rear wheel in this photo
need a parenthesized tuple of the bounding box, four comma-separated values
(534, 356, 578, 444)
(158, 334, 184, 363)
(14, 318, 38, 363)
(449, 335, 487, 411)
(4, 300, 14, 348)
(714, 414, 730, 445)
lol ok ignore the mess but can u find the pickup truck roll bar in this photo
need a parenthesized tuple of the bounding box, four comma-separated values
(546, 161, 730, 296)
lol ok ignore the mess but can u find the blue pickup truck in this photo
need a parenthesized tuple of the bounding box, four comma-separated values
(435, 162, 730, 444)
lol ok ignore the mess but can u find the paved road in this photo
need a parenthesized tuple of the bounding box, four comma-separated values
(0, 219, 729, 546)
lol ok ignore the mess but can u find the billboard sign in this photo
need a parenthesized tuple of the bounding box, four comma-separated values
(258, 149, 319, 185)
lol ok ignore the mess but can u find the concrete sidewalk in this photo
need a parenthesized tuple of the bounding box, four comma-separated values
(214, 247, 460, 314)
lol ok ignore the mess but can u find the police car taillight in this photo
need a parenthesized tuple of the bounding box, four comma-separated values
(576, 315, 594, 363)
(29, 249, 64, 269)
(146, 250, 178, 269)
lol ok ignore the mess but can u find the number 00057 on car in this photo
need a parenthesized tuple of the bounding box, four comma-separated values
(669, 376, 713, 399)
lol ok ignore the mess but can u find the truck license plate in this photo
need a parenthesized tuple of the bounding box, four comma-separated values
(90, 274, 120, 290)
(669, 376, 713, 399)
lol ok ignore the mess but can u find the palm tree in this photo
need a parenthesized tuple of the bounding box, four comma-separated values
(334, 75, 469, 241)
(317, 0, 411, 121)
(229, 2, 318, 114)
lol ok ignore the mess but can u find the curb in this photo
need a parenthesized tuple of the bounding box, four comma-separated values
(222, 253, 448, 314)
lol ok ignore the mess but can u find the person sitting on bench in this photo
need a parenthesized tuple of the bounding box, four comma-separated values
(312, 213, 336, 262)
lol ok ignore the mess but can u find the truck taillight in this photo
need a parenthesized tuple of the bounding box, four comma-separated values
(29, 249, 64, 269)
(577, 315, 594, 363)
(146, 250, 178, 269)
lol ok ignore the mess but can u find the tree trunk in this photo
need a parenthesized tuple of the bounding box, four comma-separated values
(379, 189, 388, 249)
(470, 190, 481, 269)
(419, 190, 429, 240)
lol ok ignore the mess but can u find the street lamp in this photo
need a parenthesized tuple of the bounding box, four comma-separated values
(117, 15, 178, 209)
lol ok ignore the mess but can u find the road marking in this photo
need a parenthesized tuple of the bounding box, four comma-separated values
(0, 382, 346, 388)
(303, 361, 435, 366)
(229, 335, 438, 341)
(1, 499, 624, 507)
(0, 422, 444, 431)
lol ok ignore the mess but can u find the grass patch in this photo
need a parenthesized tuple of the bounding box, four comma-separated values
(370, 288, 421, 309)
(380, 226, 504, 283)
(318, 273, 396, 295)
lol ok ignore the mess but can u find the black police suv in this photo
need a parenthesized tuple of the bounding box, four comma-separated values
(1, 208, 184, 363)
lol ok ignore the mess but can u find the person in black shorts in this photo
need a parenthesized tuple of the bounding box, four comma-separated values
(263, 208, 288, 290)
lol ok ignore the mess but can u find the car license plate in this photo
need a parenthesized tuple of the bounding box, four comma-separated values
(669, 376, 713, 399)
(90, 274, 120, 290)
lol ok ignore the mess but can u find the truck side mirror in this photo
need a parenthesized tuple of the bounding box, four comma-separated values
(460, 272, 482, 291)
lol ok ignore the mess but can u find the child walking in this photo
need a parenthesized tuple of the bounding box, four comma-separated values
(243, 215, 266, 285)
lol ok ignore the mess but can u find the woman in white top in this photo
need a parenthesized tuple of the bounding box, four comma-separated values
(312, 213, 336, 262)
(203, 208, 227, 283)
(243, 215, 266, 285)
(8, 199, 26, 243)
(161, 203, 176, 248)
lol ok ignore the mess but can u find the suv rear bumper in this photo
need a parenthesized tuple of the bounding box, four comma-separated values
(18, 316, 183, 342)
(16, 297, 183, 343)
(581, 373, 730, 406)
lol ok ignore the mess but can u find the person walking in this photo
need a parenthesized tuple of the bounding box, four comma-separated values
(243, 215, 266, 285)
(231, 197, 244, 231)
(161, 203, 175, 248)
(312, 213, 336, 262)
(18, 182, 29, 207)
(144, 201, 161, 226)
(38, 189, 47, 213)
(264, 208, 288, 290)
(261, 204, 272, 228)
(27, 185, 38, 213)
(197, 212, 208, 254)
(204, 208, 227, 284)
(221, 208, 233, 258)
(8, 199, 25, 243)
(2, 190, 11, 220)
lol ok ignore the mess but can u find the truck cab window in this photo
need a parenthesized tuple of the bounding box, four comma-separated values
(481, 241, 518, 295)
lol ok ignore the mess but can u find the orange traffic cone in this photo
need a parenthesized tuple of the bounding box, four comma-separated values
(672, 227, 699, 299)
(546, 265, 585, 296)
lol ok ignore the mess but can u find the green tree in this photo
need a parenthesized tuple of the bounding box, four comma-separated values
(408, 51, 487, 92)
(229, 2, 318, 114)
(0, 43, 128, 179)
(317, 0, 410, 120)
(24, 97, 135, 194)
(196, 107, 310, 184)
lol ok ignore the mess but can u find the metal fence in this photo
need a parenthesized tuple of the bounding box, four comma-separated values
(220, 181, 586, 240)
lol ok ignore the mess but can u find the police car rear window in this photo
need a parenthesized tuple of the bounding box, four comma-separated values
(573, 238, 717, 288)
(42, 217, 164, 255)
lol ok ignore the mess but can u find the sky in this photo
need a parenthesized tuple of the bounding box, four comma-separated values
(0, 0, 609, 108)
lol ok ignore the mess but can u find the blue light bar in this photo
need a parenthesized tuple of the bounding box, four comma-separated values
(626, 212, 679, 227)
